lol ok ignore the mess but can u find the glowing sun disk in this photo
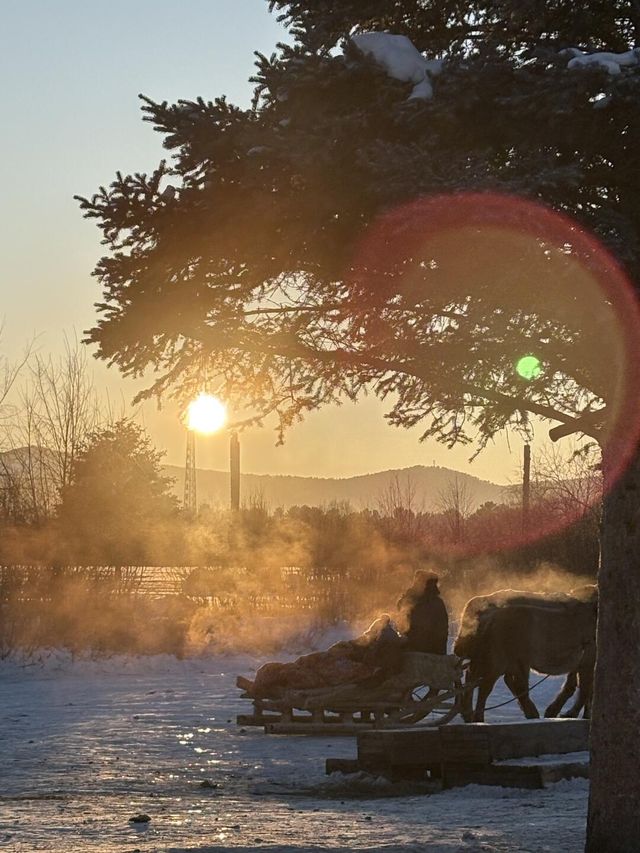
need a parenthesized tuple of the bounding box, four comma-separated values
(186, 393, 227, 434)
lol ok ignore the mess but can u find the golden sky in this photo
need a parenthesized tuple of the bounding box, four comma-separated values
(0, 0, 555, 483)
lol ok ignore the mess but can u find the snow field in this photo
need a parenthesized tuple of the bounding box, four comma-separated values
(0, 644, 587, 852)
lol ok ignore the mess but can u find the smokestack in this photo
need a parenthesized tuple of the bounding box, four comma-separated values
(230, 432, 240, 512)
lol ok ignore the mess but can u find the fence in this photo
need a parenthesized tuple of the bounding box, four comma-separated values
(0, 564, 393, 614)
(0, 563, 400, 656)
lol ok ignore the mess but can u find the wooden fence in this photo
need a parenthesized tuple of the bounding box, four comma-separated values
(0, 564, 381, 614)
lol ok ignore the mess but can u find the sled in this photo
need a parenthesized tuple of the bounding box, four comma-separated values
(236, 651, 468, 734)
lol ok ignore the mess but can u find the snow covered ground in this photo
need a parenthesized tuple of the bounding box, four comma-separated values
(0, 635, 588, 853)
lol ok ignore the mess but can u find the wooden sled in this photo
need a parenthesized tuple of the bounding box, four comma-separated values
(237, 652, 467, 734)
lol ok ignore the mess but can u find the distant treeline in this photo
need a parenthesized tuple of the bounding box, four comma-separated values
(0, 489, 599, 579)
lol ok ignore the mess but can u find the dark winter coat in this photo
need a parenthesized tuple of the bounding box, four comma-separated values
(400, 587, 449, 655)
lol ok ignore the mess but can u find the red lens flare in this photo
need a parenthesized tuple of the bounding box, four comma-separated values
(349, 192, 640, 557)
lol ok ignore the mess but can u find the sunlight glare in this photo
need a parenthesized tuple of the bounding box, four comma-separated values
(186, 393, 227, 434)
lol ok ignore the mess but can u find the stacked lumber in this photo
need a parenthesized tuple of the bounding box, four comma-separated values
(326, 719, 590, 788)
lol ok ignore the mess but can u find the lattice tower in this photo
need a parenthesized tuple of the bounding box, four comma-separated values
(184, 430, 197, 515)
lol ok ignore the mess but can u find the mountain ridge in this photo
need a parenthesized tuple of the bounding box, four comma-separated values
(164, 463, 513, 512)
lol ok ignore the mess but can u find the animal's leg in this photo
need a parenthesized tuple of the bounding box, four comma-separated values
(563, 665, 594, 718)
(545, 671, 577, 717)
(473, 673, 498, 722)
(561, 697, 582, 718)
(460, 668, 475, 723)
(504, 668, 539, 719)
(581, 676, 592, 719)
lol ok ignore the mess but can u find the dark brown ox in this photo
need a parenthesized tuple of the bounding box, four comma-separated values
(454, 587, 597, 722)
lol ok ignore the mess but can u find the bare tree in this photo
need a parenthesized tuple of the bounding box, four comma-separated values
(0, 338, 103, 522)
(0, 335, 30, 415)
(532, 441, 603, 522)
(436, 475, 476, 544)
(30, 339, 102, 493)
(0, 335, 32, 521)
(377, 473, 424, 541)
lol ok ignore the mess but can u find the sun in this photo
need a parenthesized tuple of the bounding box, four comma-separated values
(185, 393, 227, 434)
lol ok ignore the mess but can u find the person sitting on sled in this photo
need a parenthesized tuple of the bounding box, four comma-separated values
(397, 570, 449, 655)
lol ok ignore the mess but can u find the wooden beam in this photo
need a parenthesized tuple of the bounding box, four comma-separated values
(482, 719, 588, 761)
(358, 728, 443, 770)
(267, 722, 374, 736)
(356, 719, 589, 770)
(326, 758, 361, 775)
(443, 759, 589, 790)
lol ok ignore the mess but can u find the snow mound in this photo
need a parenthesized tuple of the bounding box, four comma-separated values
(565, 47, 640, 75)
(351, 32, 442, 100)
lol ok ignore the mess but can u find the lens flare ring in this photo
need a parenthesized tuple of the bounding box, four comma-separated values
(348, 191, 640, 557)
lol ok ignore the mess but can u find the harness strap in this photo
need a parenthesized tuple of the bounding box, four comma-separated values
(483, 673, 552, 711)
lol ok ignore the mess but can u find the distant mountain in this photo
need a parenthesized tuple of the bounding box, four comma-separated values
(0, 446, 57, 468)
(163, 464, 513, 513)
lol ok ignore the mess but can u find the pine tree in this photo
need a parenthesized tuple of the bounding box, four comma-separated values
(58, 420, 176, 564)
(77, 4, 640, 847)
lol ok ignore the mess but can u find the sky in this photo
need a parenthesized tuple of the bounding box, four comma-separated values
(0, 0, 549, 483)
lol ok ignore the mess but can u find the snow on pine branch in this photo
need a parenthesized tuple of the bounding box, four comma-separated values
(564, 47, 640, 75)
(349, 34, 640, 95)
(350, 32, 443, 100)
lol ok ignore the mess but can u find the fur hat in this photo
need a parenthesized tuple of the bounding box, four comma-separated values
(414, 569, 439, 587)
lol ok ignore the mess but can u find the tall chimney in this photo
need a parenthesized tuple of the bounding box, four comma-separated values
(230, 432, 240, 512)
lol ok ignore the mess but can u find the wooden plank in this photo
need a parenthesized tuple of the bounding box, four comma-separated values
(440, 725, 491, 765)
(237, 711, 320, 726)
(539, 760, 589, 785)
(443, 758, 589, 790)
(357, 730, 395, 771)
(236, 713, 278, 726)
(266, 722, 372, 735)
(388, 730, 443, 766)
(358, 729, 443, 768)
(326, 754, 589, 785)
(325, 758, 361, 775)
(253, 699, 293, 712)
(355, 719, 589, 772)
(483, 719, 589, 761)
(443, 761, 546, 789)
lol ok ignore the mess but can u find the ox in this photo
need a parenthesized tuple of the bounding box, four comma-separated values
(454, 586, 597, 722)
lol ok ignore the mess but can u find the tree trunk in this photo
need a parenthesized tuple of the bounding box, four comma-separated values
(586, 445, 640, 851)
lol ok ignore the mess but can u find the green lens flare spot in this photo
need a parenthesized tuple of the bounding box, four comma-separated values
(516, 355, 542, 380)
